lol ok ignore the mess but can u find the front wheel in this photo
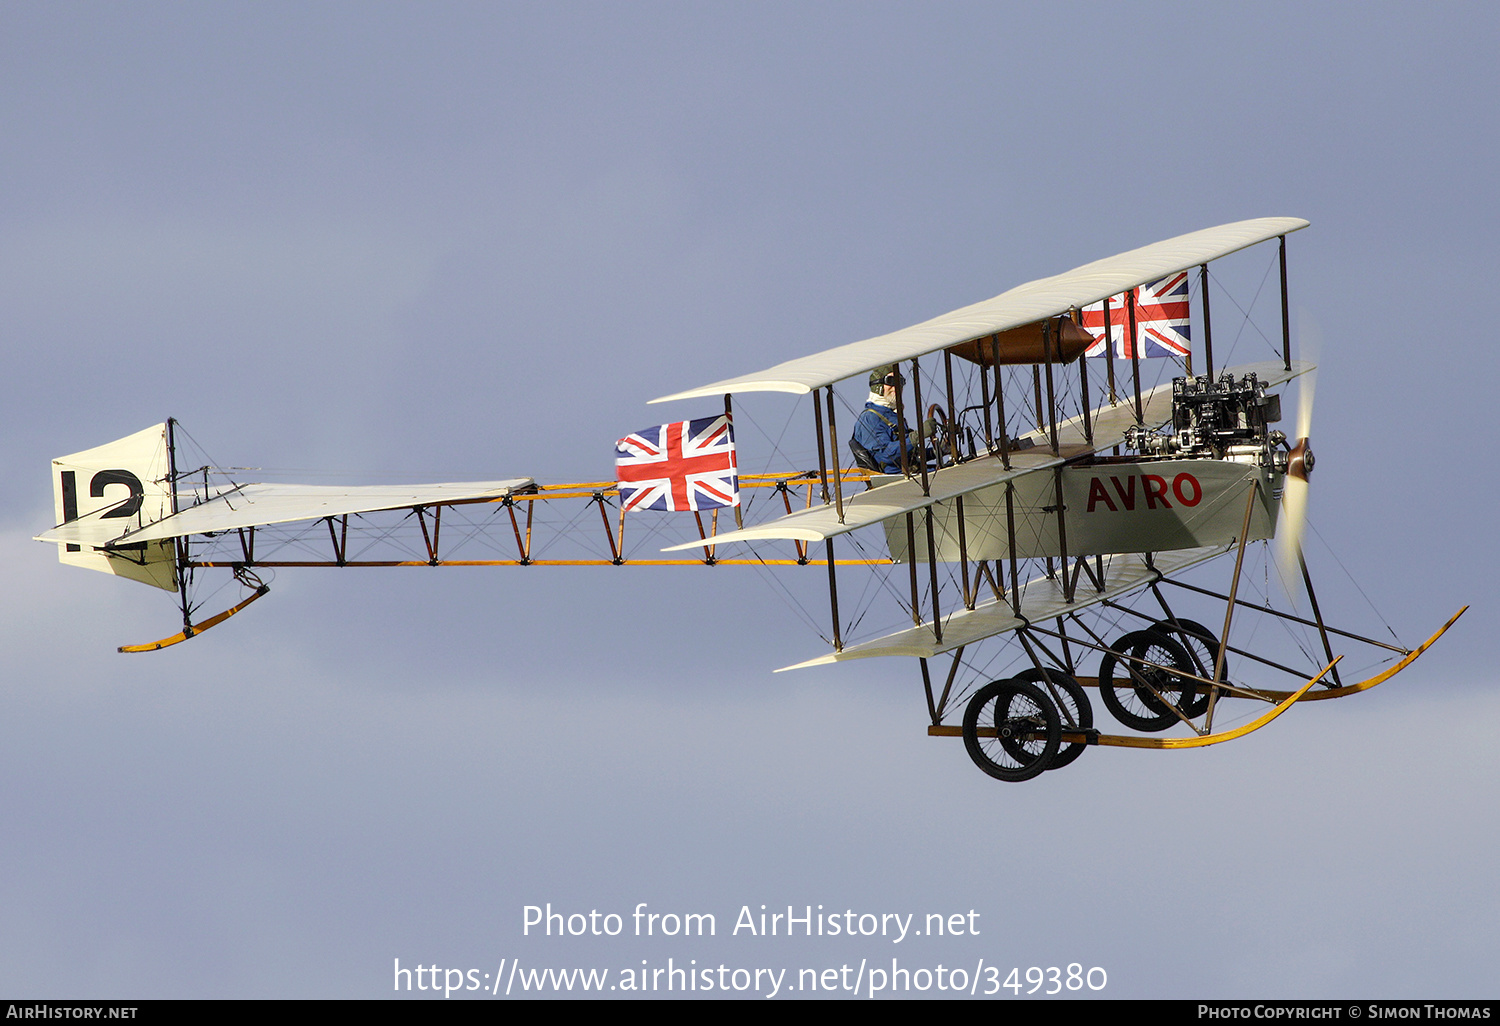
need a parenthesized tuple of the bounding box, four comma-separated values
(962, 679, 1061, 782)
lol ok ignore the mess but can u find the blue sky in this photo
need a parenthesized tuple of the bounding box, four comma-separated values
(1, 1, 1496, 998)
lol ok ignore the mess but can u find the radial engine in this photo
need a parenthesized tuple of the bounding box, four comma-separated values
(1124, 371, 1296, 473)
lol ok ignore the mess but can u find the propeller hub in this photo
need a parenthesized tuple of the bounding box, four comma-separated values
(1288, 439, 1315, 481)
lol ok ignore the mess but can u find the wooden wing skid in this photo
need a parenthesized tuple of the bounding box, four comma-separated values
(37, 479, 536, 549)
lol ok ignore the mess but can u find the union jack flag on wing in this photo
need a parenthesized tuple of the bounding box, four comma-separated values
(615, 414, 740, 512)
(1080, 273, 1192, 358)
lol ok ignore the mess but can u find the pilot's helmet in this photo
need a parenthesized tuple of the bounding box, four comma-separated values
(869, 365, 904, 389)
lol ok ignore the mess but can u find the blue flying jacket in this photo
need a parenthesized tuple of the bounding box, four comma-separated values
(852, 401, 908, 474)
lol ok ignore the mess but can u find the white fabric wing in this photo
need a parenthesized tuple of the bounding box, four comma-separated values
(37, 479, 535, 547)
(651, 217, 1308, 403)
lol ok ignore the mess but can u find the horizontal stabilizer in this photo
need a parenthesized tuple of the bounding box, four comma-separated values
(40, 479, 539, 546)
(39, 507, 159, 550)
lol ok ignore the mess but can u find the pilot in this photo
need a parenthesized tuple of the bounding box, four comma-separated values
(849, 364, 937, 474)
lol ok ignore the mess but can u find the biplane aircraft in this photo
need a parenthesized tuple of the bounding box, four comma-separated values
(37, 217, 1465, 781)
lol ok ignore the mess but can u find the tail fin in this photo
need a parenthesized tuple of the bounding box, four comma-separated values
(39, 423, 179, 592)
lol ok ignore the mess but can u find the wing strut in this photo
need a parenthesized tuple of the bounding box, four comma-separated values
(167, 417, 192, 630)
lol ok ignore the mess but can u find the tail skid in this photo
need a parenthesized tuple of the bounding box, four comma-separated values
(118, 584, 270, 653)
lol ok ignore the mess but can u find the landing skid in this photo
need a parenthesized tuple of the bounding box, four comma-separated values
(118, 585, 270, 653)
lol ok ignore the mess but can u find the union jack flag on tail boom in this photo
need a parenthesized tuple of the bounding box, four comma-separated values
(615, 414, 740, 512)
(1080, 273, 1192, 358)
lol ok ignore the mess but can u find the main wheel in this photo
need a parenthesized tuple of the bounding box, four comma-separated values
(1097, 629, 1195, 733)
(1153, 617, 1228, 718)
(1012, 667, 1092, 769)
(962, 679, 1061, 782)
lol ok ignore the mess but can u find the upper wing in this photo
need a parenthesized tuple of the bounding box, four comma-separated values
(650, 217, 1308, 403)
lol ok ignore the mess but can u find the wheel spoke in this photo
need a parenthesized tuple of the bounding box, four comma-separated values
(1012, 667, 1092, 769)
(1098, 630, 1195, 733)
(963, 679, 1061, 782)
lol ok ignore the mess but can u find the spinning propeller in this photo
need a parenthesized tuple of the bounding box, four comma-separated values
(1275, 322, 1319, 592)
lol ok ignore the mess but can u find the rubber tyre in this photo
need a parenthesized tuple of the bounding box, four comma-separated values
(1012, 667, 1092, 769)
(962, 679, 1061, 782)
(1098, 629, 1195, 733)
(1153, 618, 1227, 718)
